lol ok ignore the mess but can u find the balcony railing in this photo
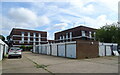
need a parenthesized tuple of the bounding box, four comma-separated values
(13, 35, 47, 38)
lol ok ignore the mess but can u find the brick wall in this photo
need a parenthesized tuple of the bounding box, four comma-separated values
(76, 40, 99, 59)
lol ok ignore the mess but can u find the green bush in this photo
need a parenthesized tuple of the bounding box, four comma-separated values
(19, 45, 33, 51)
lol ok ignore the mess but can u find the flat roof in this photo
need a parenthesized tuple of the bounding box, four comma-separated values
(55, 25, 97, 34)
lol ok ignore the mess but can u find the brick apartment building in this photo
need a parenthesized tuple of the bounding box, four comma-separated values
(8, 28, 47, 47)
(55, 26, 97, 43)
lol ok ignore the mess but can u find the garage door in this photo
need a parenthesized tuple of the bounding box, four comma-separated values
(66, 44, 76, 58)
(58, 45, 65, 57)
(47, 45, 51, 55)
(106, 46, 112, 56)
(99, 45, 105, 56)
(39, 46, 42, 54)
(51, 44, 57, 56)
(41, 46, 47, 54)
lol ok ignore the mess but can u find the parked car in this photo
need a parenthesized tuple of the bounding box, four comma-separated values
(8, 47, 22, 58)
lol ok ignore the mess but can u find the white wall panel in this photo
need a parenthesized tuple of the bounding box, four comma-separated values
(58, 45, 65, 57)
(66, 44, 76, 58)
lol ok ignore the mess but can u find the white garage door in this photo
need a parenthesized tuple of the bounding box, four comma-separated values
(66, 44, 76, 58)
(47, 45, 51, 55)
(39, 46, 42, 54)
(0, 45, 3, 61)
(99, 45, 105, 56)
(106, 46, 112, 56)
(42, 46, 47, 54)
(51, 44, 57, 56)
(58, 45, 65, 57)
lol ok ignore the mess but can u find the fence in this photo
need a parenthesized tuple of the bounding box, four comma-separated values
(34, 41, 76, 58)
(99, 42, 119, 56)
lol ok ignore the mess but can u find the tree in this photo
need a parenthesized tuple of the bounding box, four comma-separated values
(0, 35, 5, 41)
(96, 24, 120, 45)
(7, 36, 10, 41)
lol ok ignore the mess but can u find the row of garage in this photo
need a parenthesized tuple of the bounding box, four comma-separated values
(34, 41, 76, 58)
(0, 39, 8, 61)
(33, 40, 99, 59)
(33, 39, 119, 59)
(99, 43, 119, 56)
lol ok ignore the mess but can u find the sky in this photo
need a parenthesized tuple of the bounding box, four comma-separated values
(0, 0, 119, 40)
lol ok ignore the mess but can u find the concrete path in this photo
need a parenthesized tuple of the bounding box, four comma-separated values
(2, 51, 119, 73)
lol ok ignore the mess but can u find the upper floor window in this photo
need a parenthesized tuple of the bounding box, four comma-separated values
(60, 36, 62, 40)
(81, 31, 85, 36)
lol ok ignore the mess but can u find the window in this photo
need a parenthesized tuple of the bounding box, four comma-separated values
(81, 31, 85, 36)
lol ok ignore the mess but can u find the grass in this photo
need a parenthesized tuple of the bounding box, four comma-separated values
(4, 54, 8, 58)
(35, 64, 48, 68)
(25, 55, 54, 74)
(119, 62, 120, 64)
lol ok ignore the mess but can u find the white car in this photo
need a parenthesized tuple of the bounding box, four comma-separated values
(8, 47, 22, 58)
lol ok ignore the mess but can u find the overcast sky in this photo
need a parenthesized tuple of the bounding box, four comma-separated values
(0, 0, 119, 40)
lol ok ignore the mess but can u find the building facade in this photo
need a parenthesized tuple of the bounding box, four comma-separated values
(8, 28, 47, 47)
(55, 26, 97, 43)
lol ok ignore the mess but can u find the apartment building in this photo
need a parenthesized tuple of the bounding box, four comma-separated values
(55, 26, 97, 43)
(8, 28, 47, 47)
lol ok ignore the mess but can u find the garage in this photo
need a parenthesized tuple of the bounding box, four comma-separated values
(58, 44, 65, 57)
(41, 45, 47, 54)
(66, 44, 76, 58)
(51, 44, 57, 56)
